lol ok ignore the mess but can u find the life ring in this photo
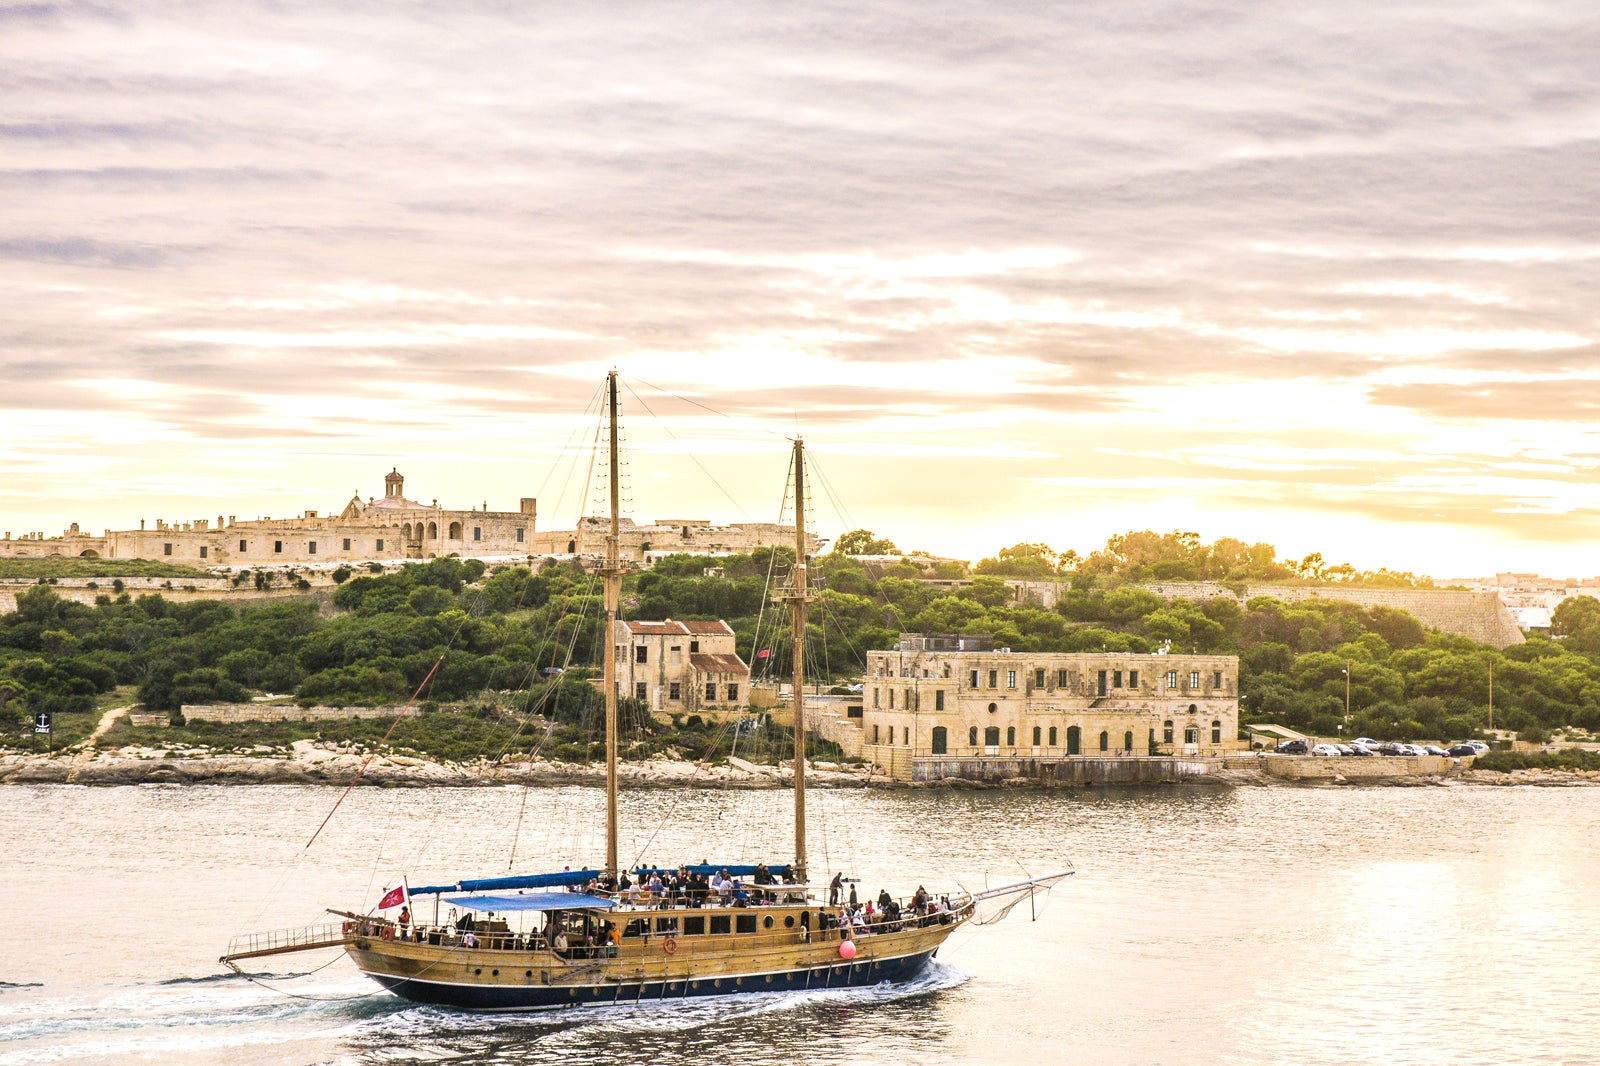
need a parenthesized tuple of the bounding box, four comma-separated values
(662, 937, 678, 955)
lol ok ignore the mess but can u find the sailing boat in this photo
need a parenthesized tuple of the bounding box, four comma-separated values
(221, 372, 1070, 1010)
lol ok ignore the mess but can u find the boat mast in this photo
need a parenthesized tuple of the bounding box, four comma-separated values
(602, 371, 621, 878)
(787, 438, 810, 882)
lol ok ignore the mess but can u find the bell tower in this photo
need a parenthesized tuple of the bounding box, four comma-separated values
(385, 468, 404, 500)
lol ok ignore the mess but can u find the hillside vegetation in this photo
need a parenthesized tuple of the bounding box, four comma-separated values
(1, 531, 1595, 758)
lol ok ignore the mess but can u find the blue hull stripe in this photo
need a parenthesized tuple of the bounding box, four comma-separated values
(367, 951, 936, 1011)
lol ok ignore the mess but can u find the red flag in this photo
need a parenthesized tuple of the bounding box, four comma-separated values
(377, 883, 407, 910)
(756, 648, 771, 659)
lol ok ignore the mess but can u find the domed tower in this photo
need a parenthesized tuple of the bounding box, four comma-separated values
(384, 468, 404, 500)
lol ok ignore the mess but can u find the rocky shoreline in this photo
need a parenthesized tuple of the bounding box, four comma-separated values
(2, 742, 1597, 789)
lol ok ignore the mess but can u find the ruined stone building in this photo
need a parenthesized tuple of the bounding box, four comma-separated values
(615, 619, 751, 718)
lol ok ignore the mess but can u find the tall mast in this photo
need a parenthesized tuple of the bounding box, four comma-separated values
(787, 438, 809, 882)
(602, 371, 621, 878)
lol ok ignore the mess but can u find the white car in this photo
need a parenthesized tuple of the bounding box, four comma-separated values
(1311, 744, 1343, 757)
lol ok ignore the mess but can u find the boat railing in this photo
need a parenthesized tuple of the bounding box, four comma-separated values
(221, 921, 353, 963)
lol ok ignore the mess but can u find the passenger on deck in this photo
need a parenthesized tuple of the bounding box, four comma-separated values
(878, 888, 893, 912)
(754, 862, 774, 885)
(398, 906, 410, 938)
(829, 872, 843, 905)
(710, 869, 734, 899)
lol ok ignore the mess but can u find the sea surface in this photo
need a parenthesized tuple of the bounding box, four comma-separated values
(2, 781, 1597, 1065)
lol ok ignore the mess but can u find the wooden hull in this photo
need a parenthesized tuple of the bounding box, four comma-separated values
(346, 915, 961, 1012)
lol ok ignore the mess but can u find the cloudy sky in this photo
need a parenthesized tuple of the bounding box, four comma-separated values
(4, 0, 1598, 577)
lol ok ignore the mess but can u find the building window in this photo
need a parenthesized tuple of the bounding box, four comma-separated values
(968, 726, 978, 746)
(635, 646, 648, 664)
(905, 688, 914, 710)
(873, 687, 880, 708)
(903, 726, 909, 745)
(1113, 670, 1123, 688)
(1185, 725, 1199, 744)
(670, 645, 681, 663)
(1163, 720, 1174, 743)
(473, 526, 481, 542)
(376, 539, 384, 551)
(988, 670, 998, 688)
(1049, 726, 1057, 746)
(1124, 730, 1134, 752)
(308, 541, 316, 554)
(1097, 670, 1107, 696)
(985, 726, 1000, 746)
(935, 690, 945, 711)
(239, 539, 247, 552)
(274, 540, 283, 553)
(931, 727, 948, 755)
(727, 683, 738, 701)
(516, 527, 525, 543)
(1166, 670, 1178, 688)
(988, 702, 997, 714)
(889, 689, 895, 710)
(1129, 670, 1139, 688)
(1034, 668, 1045, 688)
(343, 538, 351, 550)
(706, 682, 717, 701)
(1032, 725, 1041, 746)
(1212, 720, 1222, 744)
(1057, 669, 1068, 687)
(1190, 671, 1200, 689)
(690, 640, 699, 653)
(1066, 726, 1081, 755)
(635, 682, 647, 701)
(163, 543, 172, 556)
(873, 724, 880, 744)
(969, 670, 979, 688)
(199, 546, 208, 559)
(1006, 726, 1016, 746)
(1214, 671, 1223, 687)
(1006, 670, 1017, 689)
(669, 682, 681, 700)
(1099, 730, 1109, 752)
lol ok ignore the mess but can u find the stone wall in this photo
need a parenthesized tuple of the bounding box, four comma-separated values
(0, 580, 334, 615)
(912, 755, 1215, 786)
(181, 703, 421, 723)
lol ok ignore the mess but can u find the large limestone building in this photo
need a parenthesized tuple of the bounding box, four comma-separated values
(0, 468, 812, 567)
(830, 633, 1242, 781)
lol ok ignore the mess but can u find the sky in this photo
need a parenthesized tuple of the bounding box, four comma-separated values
(3, 0, 1598, 578)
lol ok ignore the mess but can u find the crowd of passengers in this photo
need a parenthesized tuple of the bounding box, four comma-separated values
(581, 862, 803, 908)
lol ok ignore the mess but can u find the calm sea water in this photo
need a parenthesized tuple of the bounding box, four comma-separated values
(2, 781, 1597, 1066)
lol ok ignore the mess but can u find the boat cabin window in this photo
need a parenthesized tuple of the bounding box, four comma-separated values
(683, 915, 706, 935)
(624, 918, 649, 937)
(710, 915, 731, 935)
(735, 914, 757, 934)
(655, 917, 679, 935)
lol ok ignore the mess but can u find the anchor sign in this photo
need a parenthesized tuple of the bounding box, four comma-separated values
(33, 712, 51, 735)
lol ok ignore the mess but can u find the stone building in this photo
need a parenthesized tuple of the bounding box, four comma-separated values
(828, 633, 1241, 781)
(616, 619, 751, 718)
(530, 516, 817, 564)
(0, 469, 537, 566)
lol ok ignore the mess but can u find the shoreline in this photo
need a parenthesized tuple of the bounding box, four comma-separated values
(2, 744, 1596, 789)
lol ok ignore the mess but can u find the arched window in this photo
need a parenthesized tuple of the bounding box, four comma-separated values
(426, 521, 438, 539)
(1066, 726, 1081, 755)
(1032, 726, 1042, 746)
(1049, 726, 1057, 746)
(1124, 730, 1134, 753)
(969, 726, 978, 747)
(1163, 720, 1174, 744)
(1099, 730, 1109, 752)
(984, 726, 1000, 747)
(931, 726, 948, 755)
(448, 521, 462, 539)
(1212, 720, 1222, 744)
(567, 539, 576, 553)
(402, 523, 413, 540)
(1006, 726, 1015, 746)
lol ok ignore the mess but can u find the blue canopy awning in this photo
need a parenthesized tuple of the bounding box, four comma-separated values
(443, 892, 617, 912)
(632, 864, 780, 878)
(411, 869, 600, 896)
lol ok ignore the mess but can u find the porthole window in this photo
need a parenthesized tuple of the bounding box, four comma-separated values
(474, 968, 482, 975)
(763, 915, 774, 929)
(492, 969, 499, 976)
(784, 915, 795, 928)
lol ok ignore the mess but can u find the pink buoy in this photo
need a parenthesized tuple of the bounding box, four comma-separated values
(838, 939, 857, 960)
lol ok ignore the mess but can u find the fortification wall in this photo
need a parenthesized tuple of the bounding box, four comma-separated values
(181, 703, 420, 723)
(912, 755, 1215, 786)
(0, 582, 333, 615)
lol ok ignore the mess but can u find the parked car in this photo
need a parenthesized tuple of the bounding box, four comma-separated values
(1336, 744, 1355, 756)
(1353, 737, 1382, 749)
(1379, 742, 1410, 756)
(1311, 743, 1342, 756)
(1447, 743, 1479, 757)
(1275, 739, 1309, 754)
(1420, 744, 1449, 756)
(1465, 740, 1490, 754)
(1347, 743, 1376, 756)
